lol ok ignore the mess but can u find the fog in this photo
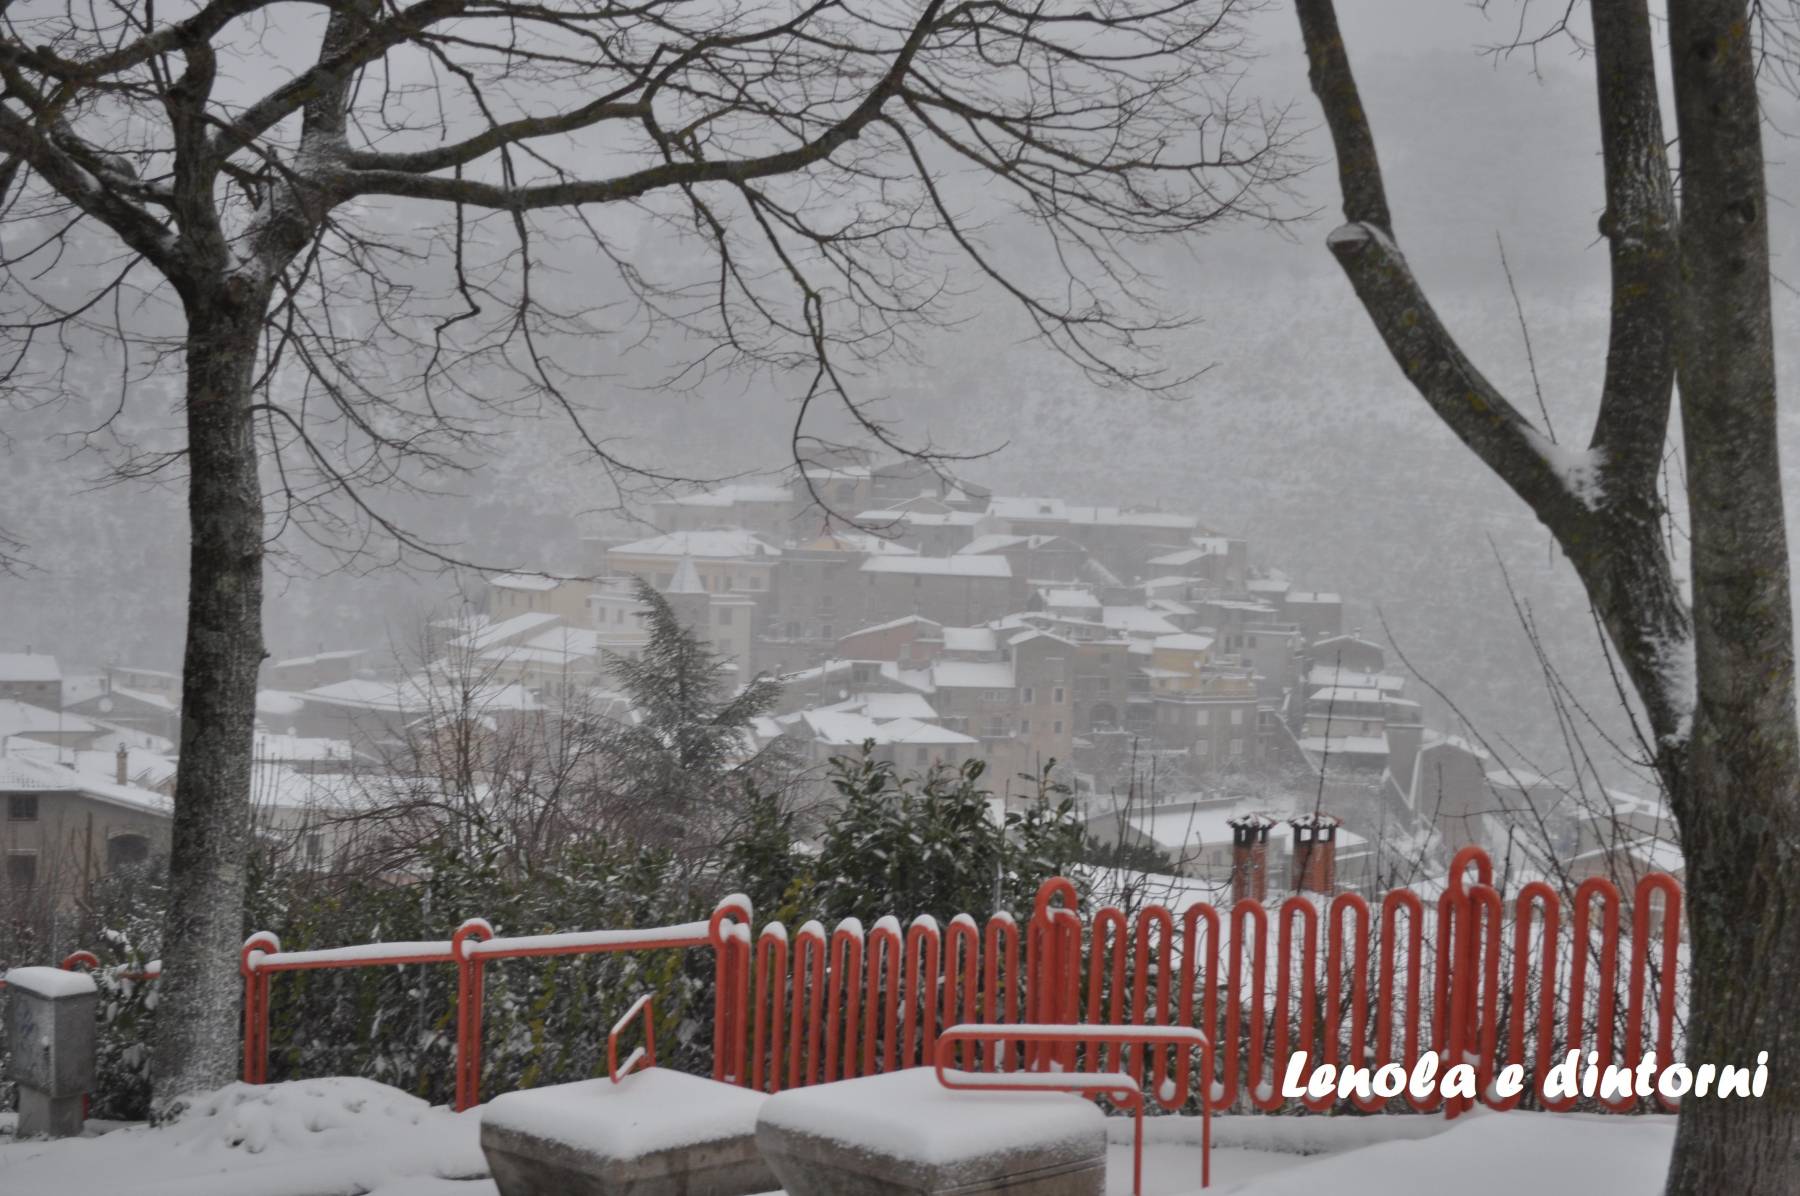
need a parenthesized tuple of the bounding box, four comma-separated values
(4, 0, 1798, 783)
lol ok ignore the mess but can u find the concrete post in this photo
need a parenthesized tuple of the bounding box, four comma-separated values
(4, 966, 98, 1139)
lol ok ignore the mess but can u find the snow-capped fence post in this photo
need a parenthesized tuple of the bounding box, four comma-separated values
(710, 895, 753, 1086)
(452, 918, 495, 1112)
(1025, 876, 1082, 1072)
(3, 964, 99, 1138)
(239, 932, 280, 1084)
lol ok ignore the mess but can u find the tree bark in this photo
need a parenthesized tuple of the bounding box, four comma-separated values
(1293, 2, 1800, 1189)
(148, 281, 268, 1112)
(1663, 2, 1800, 1190)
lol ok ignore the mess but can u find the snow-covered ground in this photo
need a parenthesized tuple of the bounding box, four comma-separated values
(0, 1079, 486, 1196)
(0, 1078, 1676, 1196)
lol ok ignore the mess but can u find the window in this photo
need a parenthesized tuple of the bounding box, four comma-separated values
(1053, 720, 1063, 735)
(1231, 738, 1245, 757)
(107, 833, 150, 872)
(5, 852, 36, 888)
(1053, 687, 1065, 704)
(7, 795, 38, 821)
(1195, 711, 1209, 727)
(820, 593, 834, 611)
(1194, 740, 1210, 757)
(1231, 708, 1245, 726)
(916, 748, 930, 765)
(1022, 687, 1035, 705)
(1020, 718, 1031, 734)
(821, 624, 834, 640)
(718, 606, 734, 625)
(987, 718, 1007, 737)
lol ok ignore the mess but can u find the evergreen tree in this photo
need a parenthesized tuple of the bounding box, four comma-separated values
(589, 581, 791, 856)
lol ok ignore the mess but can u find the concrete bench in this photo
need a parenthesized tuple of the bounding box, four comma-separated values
(756, 1068, 1107, 1196)
(480, 1067, 774, 1196)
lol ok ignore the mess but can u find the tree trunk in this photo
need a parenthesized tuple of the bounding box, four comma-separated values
(1663, 2, 1800, 1189)
(148, 283, 268, 1112)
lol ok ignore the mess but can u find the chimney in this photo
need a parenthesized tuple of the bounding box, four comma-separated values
(115, 742, 130, 786)
(1228, 813, 1274, 906)
(1288, 813, 1342, 895)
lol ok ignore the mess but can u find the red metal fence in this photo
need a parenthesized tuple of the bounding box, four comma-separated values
(14, 846, 1684, 1116)
(717, 848, 1685, 1116)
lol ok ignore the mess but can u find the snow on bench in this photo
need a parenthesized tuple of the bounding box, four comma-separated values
(479, 1067, 774, 1196)
(756, 1067, 1107, 1196)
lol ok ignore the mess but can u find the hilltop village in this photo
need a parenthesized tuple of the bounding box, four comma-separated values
(2, 456, 1678, 911)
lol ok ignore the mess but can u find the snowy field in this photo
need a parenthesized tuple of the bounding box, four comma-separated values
(0, 1077, 1677, 1196)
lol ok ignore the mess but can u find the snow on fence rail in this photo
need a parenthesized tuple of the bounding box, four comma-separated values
(10, 846, 1684, 1118)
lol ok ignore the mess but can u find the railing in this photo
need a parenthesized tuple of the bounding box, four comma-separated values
(720, 847, 1686, 1116)
(15, 844, 1683, 1123)
(238, 894, 752, 1110)
(935, 1023, 1214, 1194)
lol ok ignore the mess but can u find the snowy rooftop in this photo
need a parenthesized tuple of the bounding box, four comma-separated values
(1307, 687, 1387, 705)
(1296, 734, 1390, 757)
(957, 533, 1029, 555)
(799, 709, 976, 748)
(1100, 607, 1181, 636)
(861, 555, 1011, 579)
(795, 531, 917, 556)
(940, 627, 999, 653)
(610, 530, 782, 559)
(856, 508, 983, 527)
(1305, 665, 1404, 693)
(827, 691, 940, 722)
(0, 698, 99, 737)
(1153, 633, 1215, 652)
(843, 615, 943, 637)
(0, 652, 60, 682)
(664, 482, 793, 506)
(455, 611, 563, 652)
(0, 753, 172, 815)
(1117, 803, 1368, 857)
(987, 496, 1066, 520)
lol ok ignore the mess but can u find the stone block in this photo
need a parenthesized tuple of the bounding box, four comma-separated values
(757, 1068, 1107, 1196)
(480, 1067, 774, 1196)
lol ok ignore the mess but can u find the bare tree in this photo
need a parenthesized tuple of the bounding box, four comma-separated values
(0, 0, 1290, 1104)
(1292, 1, 1796, 1188)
